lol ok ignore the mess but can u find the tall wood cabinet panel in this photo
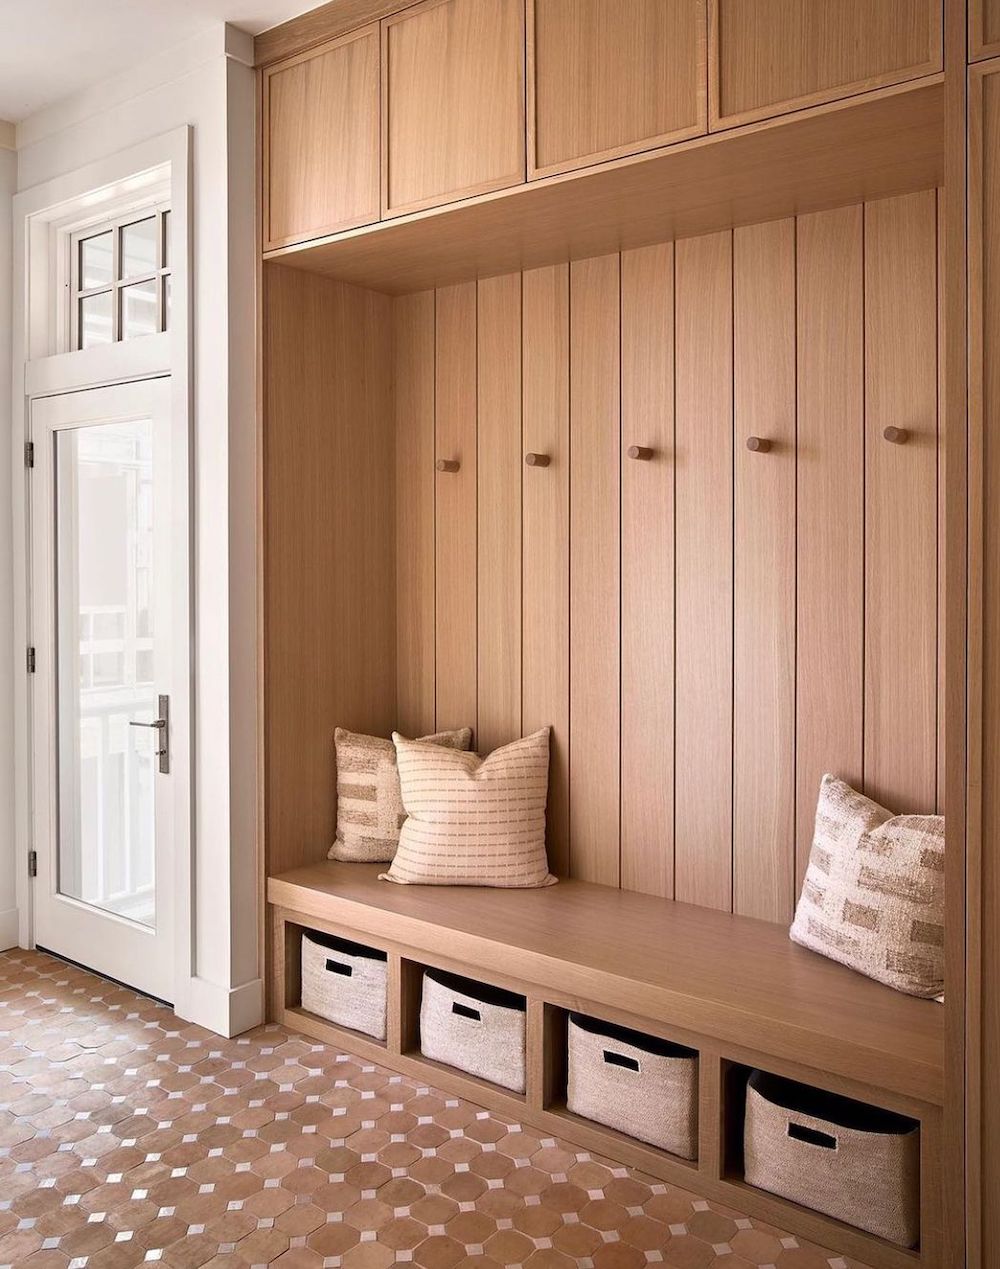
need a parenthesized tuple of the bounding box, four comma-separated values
(621, 243, 675, 899)
(395, 291, 437, 738)
(971, 0, 1000, 59)
(711, 0, 943, 129)
(381, 0, 525, 217)
(262, 25, 380, 250)
(569, 254, 621, 887)
(733, 220, 796, 924)
(863, 191, 939, 814)
(477, 275, 523, 756)
(434, 283, 478, 733)
(674, 232, 733, 912)
(795, 206, 865, 885)
(527, 0, 706, 179)
(522, 266, 570, 878)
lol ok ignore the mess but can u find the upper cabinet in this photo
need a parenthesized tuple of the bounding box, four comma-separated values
(381, 0, 526, 217)
(262, 25, 381, 250)
(971, 0, 1000, 60)
(712, 0, 943, 129)
(528, 0, 707, 178)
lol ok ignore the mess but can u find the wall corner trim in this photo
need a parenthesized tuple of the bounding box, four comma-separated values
(173, 975, 264, 1038)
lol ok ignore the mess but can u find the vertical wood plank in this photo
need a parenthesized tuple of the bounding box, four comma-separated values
(395, 290, 436, 737)
(477, 274, 523, 756)
(674, 231, 733, 912)
(864, 191, 939, 814)
(435, 281, 478, 734)
(522, 265, 571, 877)
(733, 219, 796, 923)
(569, 253, 621, 886)
(621, 243, 674, 898)
(796, 206, 864, 885)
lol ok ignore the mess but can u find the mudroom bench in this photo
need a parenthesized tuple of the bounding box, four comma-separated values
(268, 861, 943, 1269)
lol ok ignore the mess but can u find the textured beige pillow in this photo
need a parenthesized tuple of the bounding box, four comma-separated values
(381, 728, 557, 887)
(329, 727, 472, 863)
(790, 774, 944, 998)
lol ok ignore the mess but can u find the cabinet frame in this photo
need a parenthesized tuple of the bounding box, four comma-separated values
(709, 0, 944, 130)
(970, 0, 1000, 58)
(261, 23, 382, 252)
(525, 0, 708, 180)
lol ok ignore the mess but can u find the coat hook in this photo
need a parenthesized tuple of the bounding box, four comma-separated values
(436, 458, 460, 472)
(883, 426, 909, 445)
(627, 445, 654, 461)
(524, 452, 550, 468)
(746, 436, 771, 453)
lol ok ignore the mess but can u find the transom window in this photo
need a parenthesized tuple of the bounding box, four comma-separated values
(71, 206, 171, 350)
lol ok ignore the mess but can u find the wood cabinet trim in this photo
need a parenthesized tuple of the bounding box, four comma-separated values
(525, 0, 708, 181)
(970, 0, 1000, 59)
(708, 0, 944, 131)
(380, 0, 526, 219)
(262, 22, 381, 252)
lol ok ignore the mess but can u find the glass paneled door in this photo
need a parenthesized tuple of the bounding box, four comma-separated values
(30, 379, 178, 1001)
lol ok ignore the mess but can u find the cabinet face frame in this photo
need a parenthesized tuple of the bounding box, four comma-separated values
(970, 0, 1000, 59)
(380, 0, 527, 218)
(526, 0, 708, 180)
(261, 23, 381, 251)
(708, 0, 944, 130)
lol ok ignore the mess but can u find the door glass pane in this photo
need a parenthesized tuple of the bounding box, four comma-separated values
(120, 217, 157, 278)
(56, 418, 157, 928)
(121, 279, 159, 340)
(79, 291, 113, 348)
(80, 231, 113, 290)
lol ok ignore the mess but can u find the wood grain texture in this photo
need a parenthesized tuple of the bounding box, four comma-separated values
(263, 26, 380, 250)
(476, 274, 522, 755)
(712, 0, 943, 128)
(620, 244, 674, 899)
(395, 291, 436, 737)
(265, 79, 944, 295)
(732, 220, 796, 923)
(263, 266, 395, 875)
(434, 282, 478, 734)
(569, 254, 621, 886)
(255, 0, 419, 65)
(674, 232, 733, 912)
(381, 0, 525, 216)
(521, 265, 570, 878)
(528, 0, 706, 178)
(864, 191, 939, 814)
(971, 0, 1000, 59)
(795, 207, 865, 886)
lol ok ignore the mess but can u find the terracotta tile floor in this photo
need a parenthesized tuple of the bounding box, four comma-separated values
(0, 949, 872, 1269)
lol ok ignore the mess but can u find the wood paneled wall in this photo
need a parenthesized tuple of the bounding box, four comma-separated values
(395, 191, 943, 922)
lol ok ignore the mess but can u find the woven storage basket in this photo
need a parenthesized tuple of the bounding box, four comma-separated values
(300, 930, 388, 1040)
(567, 1013, 698, 1159)
(744, 1070, 920, 1248)
(420, 968, 526, 1092)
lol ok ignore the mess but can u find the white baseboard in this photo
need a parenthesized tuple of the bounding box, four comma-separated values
(0, 907, 19, 952)
(174, 974, 263, 1038)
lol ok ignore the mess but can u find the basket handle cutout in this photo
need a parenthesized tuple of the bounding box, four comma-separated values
(787, 1121, 837, 1150)
(603, 1050, 640, 1073)
(325, 959, 353, 977)
(452, 1002, 481, 1022)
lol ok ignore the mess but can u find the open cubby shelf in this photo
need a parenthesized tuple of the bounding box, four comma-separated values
(271, 891, 937, 1269)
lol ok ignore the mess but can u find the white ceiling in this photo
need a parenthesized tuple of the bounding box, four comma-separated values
(0, 0, 317, 123)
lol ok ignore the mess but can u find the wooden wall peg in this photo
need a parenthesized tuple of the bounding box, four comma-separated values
(627, 445, 654, 461)
(436, 458, 460, 472)
(525, 452, 550, 467)
(883, 426, 910, 444)
(746, 436, 771, 453)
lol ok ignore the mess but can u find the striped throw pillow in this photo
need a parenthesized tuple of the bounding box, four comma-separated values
(381, 729, 557, 888)
(329, 727, 472, 863)
(790, 774, 944, 998)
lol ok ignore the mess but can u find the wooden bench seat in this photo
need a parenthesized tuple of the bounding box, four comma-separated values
(269, 860, 942, 1107)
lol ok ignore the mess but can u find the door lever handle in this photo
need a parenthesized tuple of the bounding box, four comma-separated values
(129, 695, 170, 773)
(129, 719, 166, 729)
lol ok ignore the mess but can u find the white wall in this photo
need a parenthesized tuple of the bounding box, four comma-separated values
(0, 143, 16, 951)
(7, 26, 260, 1034)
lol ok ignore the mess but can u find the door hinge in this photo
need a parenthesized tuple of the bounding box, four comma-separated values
(28, 850, 37, 878)
(24, 441, 34, 469)
(26, 647, 36, 674)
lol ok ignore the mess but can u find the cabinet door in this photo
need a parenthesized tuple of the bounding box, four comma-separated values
(263, 25, 380, 250)
(381, 0, 525, 217)
(711, 0, 942, 129)
(529, 0, 706, 178)
(971, 0, 1000, 59)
